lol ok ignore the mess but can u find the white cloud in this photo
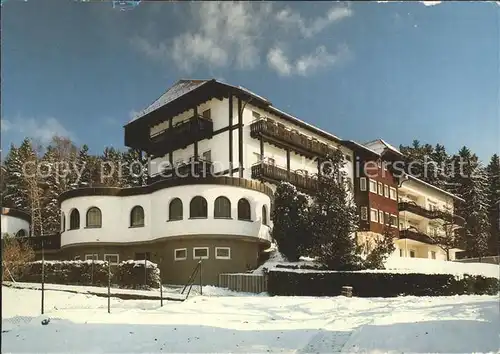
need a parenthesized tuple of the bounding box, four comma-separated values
(1, 117, 74, 144)
(267, 44, 351, 77)
(377, 1, 442, 5)
(276, 4, 352, 38)
(133, 2, 353, 76)
(267, 47, 293, 76)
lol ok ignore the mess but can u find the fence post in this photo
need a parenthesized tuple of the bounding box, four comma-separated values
(160, 257, 163, 307)
(144, 257, 147, 287)
(107, 261, 111, 314)
(91, 257, 94, 285)
(199, 259, 202, 295)
(41, 241, 45, 315)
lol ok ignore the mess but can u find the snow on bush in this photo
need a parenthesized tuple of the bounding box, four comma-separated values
(114, 260, 160, 289)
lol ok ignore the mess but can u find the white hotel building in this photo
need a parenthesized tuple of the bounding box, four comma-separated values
(31, 79, 463, 285)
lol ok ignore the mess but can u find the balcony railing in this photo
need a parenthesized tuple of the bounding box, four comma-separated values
(399, 229, 436, 245)
(147, 115, 213, 155)
(251, 162, 318, 192)
(250, 118, 336, 158)
(398, 202, 465, 226)
(148, 159, 213, 185)
(5, 234, 62, 251)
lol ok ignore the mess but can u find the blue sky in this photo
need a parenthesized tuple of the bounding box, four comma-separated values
(1, 0, 498, 162)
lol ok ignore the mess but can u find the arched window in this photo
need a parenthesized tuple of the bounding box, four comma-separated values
(169, 198, 183, 221)
(262, 205, 268, 225)
(61, 212, 65, 232)
(86, 207, 102, 228)
(214, 196, 231, 218)
(190, 196, 207, 218)
(69, 209, 80, 230)
(16, 229, 27, 237)
(238, 198, 251, 221)
(130, 206, 145, 227)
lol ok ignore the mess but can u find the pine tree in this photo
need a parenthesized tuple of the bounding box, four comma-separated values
(47, 136, 78, 192)
(309, 149, 362, 270)
(40, 146, 62, 234)
(17, 138, 44, 236)
(121, 148, 147, 187)
(271, 182, 310, 261)
(75, 144, 92, 188)
(363, 227, 396, 269)
(101, 147, 124, 187)
(449, 147, 490, 258)
(2, 143, 29, 210)
(486, 154, 500, 255)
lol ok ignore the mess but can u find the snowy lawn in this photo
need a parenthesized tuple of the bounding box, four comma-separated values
(2, 286, 499, 353)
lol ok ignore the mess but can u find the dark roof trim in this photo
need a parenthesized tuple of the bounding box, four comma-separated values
(59, 176, 274, 203)
(1, 207, 31, 223)
(125, 79, 341, 144)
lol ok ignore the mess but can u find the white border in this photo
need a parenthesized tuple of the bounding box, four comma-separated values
(104, 253, 119, 265)
(193, 247, 209, 260)
(174, 248, 187, 261)
(215, 247, 231, 260)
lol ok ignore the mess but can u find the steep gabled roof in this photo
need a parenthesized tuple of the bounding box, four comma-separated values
(364, 139, 403, 156)
(130, 79, 210, 123)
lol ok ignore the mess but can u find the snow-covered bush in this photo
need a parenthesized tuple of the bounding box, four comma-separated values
(267, 269, 499, 297)
(113, 260, 160, 289)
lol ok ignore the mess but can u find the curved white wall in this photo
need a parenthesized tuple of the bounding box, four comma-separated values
(61, 184, 272, 247)
(1, 214, 30, 238)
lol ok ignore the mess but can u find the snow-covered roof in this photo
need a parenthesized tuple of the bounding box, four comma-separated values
(363, 139, 403, 156)
(128, 78, 341, 143)
(341, 139, 380, 156)
(402, 173, 465, 202)
(129, 79, 209, 122)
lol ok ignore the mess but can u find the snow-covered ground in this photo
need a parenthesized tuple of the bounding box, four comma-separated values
(2, 286, 499, 353)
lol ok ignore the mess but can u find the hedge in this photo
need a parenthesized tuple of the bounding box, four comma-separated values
(16, 260, 161, 289)
(267, 270, 499, 297)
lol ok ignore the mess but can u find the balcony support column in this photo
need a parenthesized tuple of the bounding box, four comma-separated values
(229, 95, 233, 175)
(168, 118, 173, 165)
(193, 106, 199, 160)
(238, 98, 243, 178)
(260, 137, 264, 162)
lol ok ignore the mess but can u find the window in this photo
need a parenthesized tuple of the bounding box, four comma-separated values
(370, 208, 378, 223)
(389, 187, 397, 200)
(360, 177, 367, 191)
(377, 182, 383, 196)
(86, 207, 102, 228)
(215, 247, 231, 260)
(237, 198, 251, 220)
(253, 152, 261, 163)
(266, 157, 275, 165)
(399, 249, 403, 257)
(262, 205, 268, 225)
(85, 254, 98, 261)
(130, 206, 145, 227)
(61, 212, 65, 232)
(252, 111, 261, 120)
(69, 209, 80, 230)
(135, 252, 151, 260)
(214, 196, 231, 218)
(431, 251, 436, 260)
(202, 109, 211, 119)
(384, 185, 389, 198)
(428, 203, 437, 212)
(190, 196, 208, 218)
(174, 248, 187, 261)
(379, 210, 384, 224)
(369, 179, 377, 193)
(360, 207, 368, 221)
(169, 198, 183, 221)
(16, 229, 27, 237)
(202, 150, 212, 162)
(410, 250, 416, 258)
(390, 214, 398, 228)
(384, 212, 390, 225)
(104, 254, 119, 265)
(193, 247, 209, 260)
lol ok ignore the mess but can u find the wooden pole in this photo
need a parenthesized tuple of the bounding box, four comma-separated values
(199, 259, 202, 296)
(107, 261, 111, 314)
(160, 257, 163, 307)
(41, 241, 45, 315)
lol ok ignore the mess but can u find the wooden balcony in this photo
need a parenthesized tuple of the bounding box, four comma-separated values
(147, 115, 213, 156)
(399, 229, 436, 245)
(250, 118, 336, 159)
(398, 202, 465, 226)
(4, 234, 62, 251)
(148, 159, 213, 185)
(251, 162, 318, 192)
